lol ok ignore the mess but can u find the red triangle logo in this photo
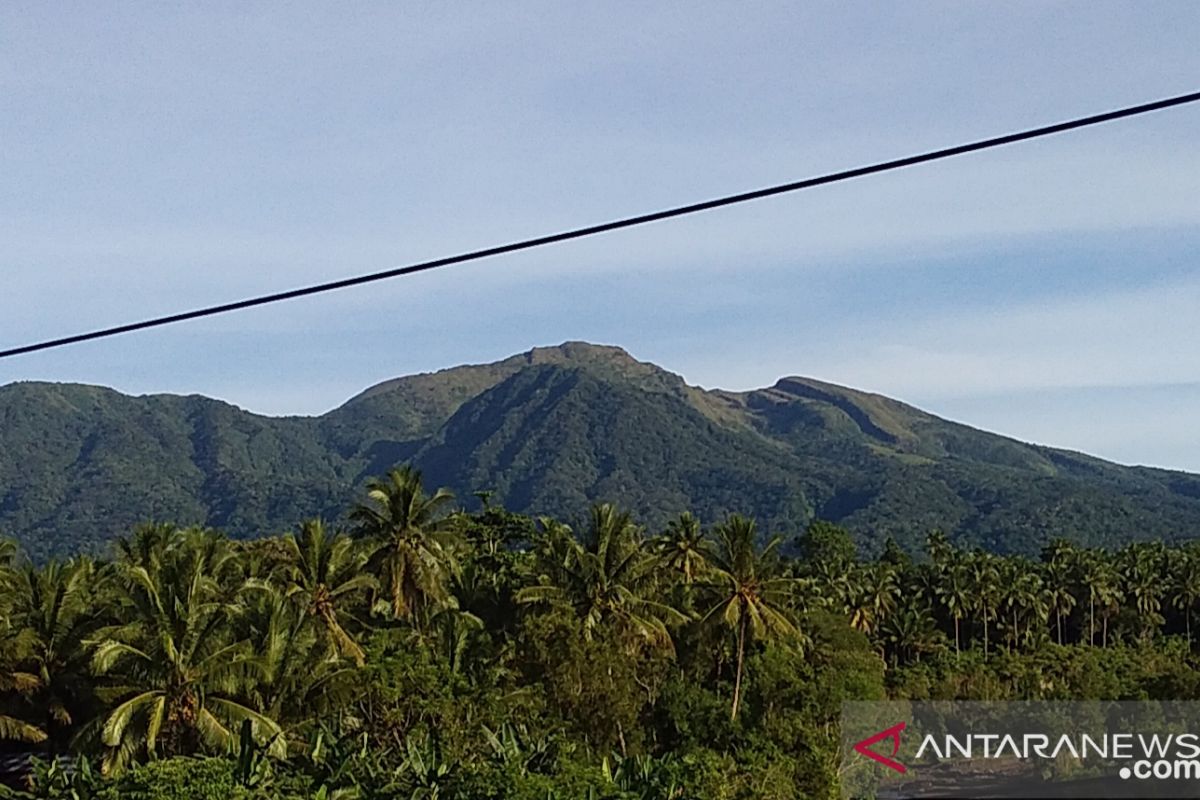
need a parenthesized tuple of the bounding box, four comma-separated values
(853, 721, 907, 774)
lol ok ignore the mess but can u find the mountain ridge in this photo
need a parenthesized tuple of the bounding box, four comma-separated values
(3, 341, 1200, 559)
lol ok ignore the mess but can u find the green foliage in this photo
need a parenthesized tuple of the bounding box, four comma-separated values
(7, 456, 1200, 797)
(94, 758, 246, 800)
(7, 343, 1200, 560)
(795, 520, 857, 573)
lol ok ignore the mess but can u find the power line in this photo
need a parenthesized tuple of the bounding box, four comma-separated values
(3, 89, 1199, 361)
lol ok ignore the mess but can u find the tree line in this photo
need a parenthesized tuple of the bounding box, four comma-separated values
(0, 465, 1198, 799)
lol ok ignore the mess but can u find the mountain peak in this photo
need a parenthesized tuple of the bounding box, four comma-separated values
(499, 341, 683, 390)
(507, 341, 637, 366)
(346, 341, 673, 409)
(9, 343, 1200, 560)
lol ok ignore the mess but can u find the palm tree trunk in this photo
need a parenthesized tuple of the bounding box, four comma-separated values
(954, 616, 960, 657)
(392, 573, 405, 621)
(983, 614, 989, 658)
(1090, 596, 1095, 647)
(731, 614, 747, 721)
(1056, 611, 1062, 645)
(1189, 609, 1193, 650)
(325, 611, 366, 667)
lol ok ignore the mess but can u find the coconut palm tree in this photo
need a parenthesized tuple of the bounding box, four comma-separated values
(924, 530, 955, 573)
(351, 465, 459, 623)
(277, 519, 374, 666)
(654, 512, 709, 585)
(700, 515, 799, 720)
(1080, 553, 1123, 648)
(87, 528, 283, 774)
(936, 563, 970, 656)
(113, 523, 177, 573)
(1122, 544, 1166, 642)
(1078, 550, 1118, 647)
(236, 581, 357, 729)
(0, 542, 53, 744)
(0, 537, 22, 593)
(968, 553, 1001, 657)
(7, 557, 101, 749)
(0, 631, 45, 744)
(882, 602, 945, 666)
(847, 563, 898, 638)
(1041, 542, 1078, 646)
(517, 504, 686, 652)
(998, 560, 1045, 652)
(1171, 549, 1200, 648)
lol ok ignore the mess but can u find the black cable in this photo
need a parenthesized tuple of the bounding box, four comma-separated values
(3, 89, 1199, 361)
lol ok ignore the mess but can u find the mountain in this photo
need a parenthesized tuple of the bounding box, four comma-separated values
(3, 341, 1200, 560)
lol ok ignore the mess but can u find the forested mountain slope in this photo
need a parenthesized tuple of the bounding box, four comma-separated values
(3, 341, 1199, 558)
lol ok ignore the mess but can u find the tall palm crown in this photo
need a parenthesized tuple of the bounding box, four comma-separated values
(882, 602, 945, 666)
(517, 504, 686, 651)
(1009, 566, 1049, 650)
(935, 563, 970, 655)
(0, 655, 43, 744)
(701, 515, 799, 720)
(967, 552, 1002, 656)
(351, 465, 459, 622)
(847, 562, 898, 637)
(1041, 541, 1078, 646)
(7, 558, 99, 746)
(87, 527, 283, 774)
(1171, 547, 1200, 648)
(1078, 550, 1123, 647)
(655, 512, 709, 585)
(278, 519, 374, 666)
(0, 549, 45, 744)
(236, 581, 357, 728)
(1121, 543, 1166, 641)
(0, 543, 47, 745)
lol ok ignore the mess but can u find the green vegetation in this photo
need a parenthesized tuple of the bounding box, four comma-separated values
(5, 343, 1200, 560)
(1, 466, 1200, 798)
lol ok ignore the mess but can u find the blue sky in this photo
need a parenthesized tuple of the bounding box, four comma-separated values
(2, 3, 1199, 470)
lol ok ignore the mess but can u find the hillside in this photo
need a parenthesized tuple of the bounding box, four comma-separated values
(3, 342, 1200, 559)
